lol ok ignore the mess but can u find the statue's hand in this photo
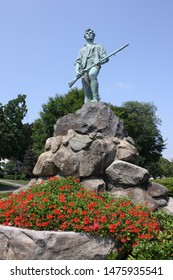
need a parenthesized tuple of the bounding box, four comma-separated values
(96, 59, 102, 66)
(76, 73, 81, 79)
(76, 70, 84, 78)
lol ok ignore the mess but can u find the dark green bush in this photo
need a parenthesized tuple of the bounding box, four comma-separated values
(128, 211, 173, 260)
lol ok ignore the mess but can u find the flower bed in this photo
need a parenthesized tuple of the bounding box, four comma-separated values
(0, 176, 171, 259)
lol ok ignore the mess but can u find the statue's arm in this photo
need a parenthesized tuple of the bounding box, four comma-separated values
(98, 45, 109, 65)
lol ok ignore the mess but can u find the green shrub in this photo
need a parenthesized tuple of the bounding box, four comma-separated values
(4, 174, 21, 180)
(128, 211, 173, 260)
(153, 177, 173, 197)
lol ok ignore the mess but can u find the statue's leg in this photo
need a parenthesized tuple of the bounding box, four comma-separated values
(82, 73, 92, 103)
(88, 67, 100, 101)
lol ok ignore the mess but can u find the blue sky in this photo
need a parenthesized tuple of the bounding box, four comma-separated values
(0, 0, 173, 160)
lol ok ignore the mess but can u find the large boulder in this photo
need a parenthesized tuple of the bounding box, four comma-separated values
(0, 225, 117, 260)
(32, 150, 59, 177)
(54, 101, 126, 138)
(124, 187, 158, 211)
(105, 160, 150, 187)
(116, 138, 138, 164)
(147, 182, 169, 200)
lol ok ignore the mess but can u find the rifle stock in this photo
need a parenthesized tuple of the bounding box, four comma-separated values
(68, 43, 129, 88)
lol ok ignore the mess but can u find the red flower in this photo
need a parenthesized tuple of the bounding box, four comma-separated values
(42, 198, 49, 203)
(27, 194, 34, 201)
(58, 194, 66, 203)
(92, 222, 100, 231)
(109, 223, 117, 233)
(83, 216, 90, 225)
(138, 233, 152, 239)
(83, 226, 90, 232)
(87, 202, 97, 209)
(68, 202, 74, 207)
(121, 238, 126, 243)
(53, 209, 61, 215)
(36, 221, 49, 227)
(73, 217, 80, 223)
(74, 178, 79, 183)
(75, 193, 84, 198)
(100, 215, 107, 223)
(61, 223, 67, 230)
(46, 214, 54, 219)
(119, 213, 125, 219)
(67, 208, 72, 214)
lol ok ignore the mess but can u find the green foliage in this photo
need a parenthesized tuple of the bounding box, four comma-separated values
(158, 158, 173, 178)
(0, 177, 161, 259)
(153, 177, 173, 197)
(3, 161, 17, 175)
(0, 95, 32, 161)
(110, 101, 165, 177)
(22, 148, 38, 178)
(3, 160, 24, 180)
(128, 211, 173, 260)
(32, 88, 84, 155)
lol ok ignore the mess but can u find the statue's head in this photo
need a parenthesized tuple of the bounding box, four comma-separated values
(84, 29, 95, 40)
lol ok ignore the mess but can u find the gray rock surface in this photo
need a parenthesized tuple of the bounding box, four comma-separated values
(33, 151, 59, 177)
(116, 138, 138, 164)
(105, 160, 150, 186)
(80, 178, 106, 194)
(0, 225, 117, 260)
(147, 182, 169, 200)
(54, 102, 126, 137)
(125, 187, 158, 211)
(160, 197, 173, 215)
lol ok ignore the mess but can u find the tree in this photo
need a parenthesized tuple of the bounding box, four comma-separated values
(158, 157, 173, 178)
(22, 148, 38, 178)
(32, 88, 84, 155)
(110, 101, 165, 177)
(0, 95, 32, 161)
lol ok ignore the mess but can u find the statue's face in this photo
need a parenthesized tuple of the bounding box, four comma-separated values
(84, 29, 95, 41)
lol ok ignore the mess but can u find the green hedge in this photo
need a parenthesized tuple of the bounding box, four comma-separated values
(4, 174, 21, 180)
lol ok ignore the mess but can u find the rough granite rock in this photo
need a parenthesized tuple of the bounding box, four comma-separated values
(0, 225, 117, 260)
(160, 197, 173, 215)
(124, 187, 158, 211)
(105, 160, 150, 187)
(32, 150, 59, 177)
(78, 139, 116, 177)
(80, 178, 106, 194)
(116, 138, 138, 164)
(147, 182, 169, 200)
(54, 102, 126, 137)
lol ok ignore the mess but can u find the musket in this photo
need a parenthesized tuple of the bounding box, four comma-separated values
(68, 43, 129, 88)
